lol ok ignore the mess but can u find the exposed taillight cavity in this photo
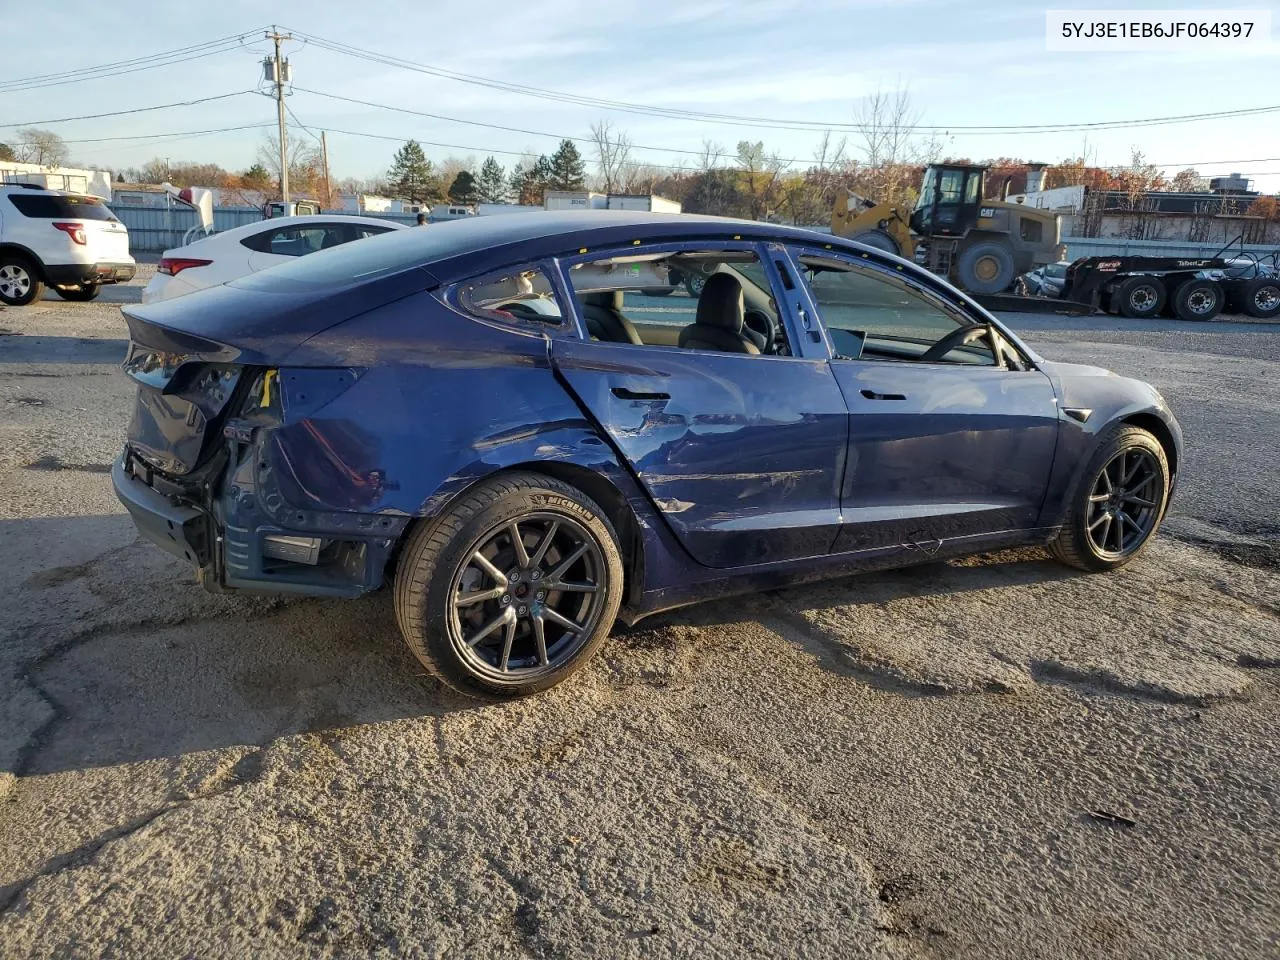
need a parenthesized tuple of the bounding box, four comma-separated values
(159, 257, 213, 276)
(52, 221, 86, 245)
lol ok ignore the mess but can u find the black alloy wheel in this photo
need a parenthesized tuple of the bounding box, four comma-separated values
(1083, 448, 1163, 560)
(450, 513, 607, 680)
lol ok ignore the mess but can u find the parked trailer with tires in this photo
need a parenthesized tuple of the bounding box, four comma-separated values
(1059, 256, 1240, 322)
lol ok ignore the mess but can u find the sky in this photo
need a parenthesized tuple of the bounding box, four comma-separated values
(3, 0, 1279, 192)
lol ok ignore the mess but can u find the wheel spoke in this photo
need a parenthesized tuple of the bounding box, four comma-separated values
(1121, 457, 1145, 488)
(531, 612, 549, 666)
(529, 520, 560, 568)
(499, 614, 517, 671)
(1094, 514, 1113, 547)
(471, 551, 506, 585)
(1119, 511, 1143, 536)
(546, 579, 598, 594)
(1122, 494, 1157, 508)
(1088, 512, 1111, 533)
(541, 605, 582, 633)
(466, 608, 512, 647)
(1088, 492, 1110, 503)
(1097, 466, 1113, 495)
(454, 585, 506, 608)
(508, 521, 530, 568)
(1110, 514, 1125, 552)
(545, 542, 589, 582)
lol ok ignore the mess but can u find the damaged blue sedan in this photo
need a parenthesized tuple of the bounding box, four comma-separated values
(114, 212, 1181, 699)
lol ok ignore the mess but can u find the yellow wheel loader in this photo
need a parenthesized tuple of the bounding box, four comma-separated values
(832, 164, 1063, 295)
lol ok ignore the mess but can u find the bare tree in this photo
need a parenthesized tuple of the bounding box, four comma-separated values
(850, 86, 940, 209)
(736, 140, 786, 220)
(12, 128, 69, 167)
(590, 121, 633, 193)
(256, 132, 326, 200)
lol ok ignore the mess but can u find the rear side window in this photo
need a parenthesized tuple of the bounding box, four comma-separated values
(240, 223, 355, 256)
(7, 193, 118, 221)
(456, 265, 564, 326)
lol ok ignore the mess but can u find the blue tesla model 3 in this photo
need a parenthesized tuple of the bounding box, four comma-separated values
(114, 212, 1181, 699)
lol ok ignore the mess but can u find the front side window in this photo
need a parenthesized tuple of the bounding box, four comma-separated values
(456, 265, 563, 325)
(797, 254, 996, 365)
(565, 247, 790, 356)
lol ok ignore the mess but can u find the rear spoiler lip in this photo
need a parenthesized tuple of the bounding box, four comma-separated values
(121, 266, 437, 367)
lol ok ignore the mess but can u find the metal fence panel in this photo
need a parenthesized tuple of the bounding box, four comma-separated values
(1063, 236, 1279, 260)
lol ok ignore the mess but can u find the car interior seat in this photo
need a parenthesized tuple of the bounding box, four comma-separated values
(678, 273, 760, 354)
(578, 291, 643, 345)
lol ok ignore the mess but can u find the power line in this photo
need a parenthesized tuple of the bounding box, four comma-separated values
(287, 28, 1280, 136)
(0, 91, 256, 128)
(57, 123, 275, 145)
(0, 31, 266, 93)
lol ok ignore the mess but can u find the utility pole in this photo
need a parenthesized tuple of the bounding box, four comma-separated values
(264, 29, 292, 206)
(320, 130, 331, 211)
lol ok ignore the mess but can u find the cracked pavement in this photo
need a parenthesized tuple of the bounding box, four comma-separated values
(1, 273, 1278, 958)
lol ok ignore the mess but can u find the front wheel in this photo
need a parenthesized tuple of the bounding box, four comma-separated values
(1049, 425, 1170, 572)
(1241, 276, 1280, 319)
(394, 472, 623, 699)
(56, 284, 101, 302)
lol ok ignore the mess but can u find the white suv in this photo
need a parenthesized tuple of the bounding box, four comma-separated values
(0, 185, 136, 305)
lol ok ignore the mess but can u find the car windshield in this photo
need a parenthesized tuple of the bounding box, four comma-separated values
(1045, 263, 1068, 279)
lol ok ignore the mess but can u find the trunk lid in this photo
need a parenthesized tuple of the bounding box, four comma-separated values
(84, 217, 131, 261)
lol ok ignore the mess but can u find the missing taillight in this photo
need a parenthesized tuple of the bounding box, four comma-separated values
(159, 257, 213, 276)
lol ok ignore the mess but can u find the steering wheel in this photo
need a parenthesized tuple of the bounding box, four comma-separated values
(919, 323, 991, 363)
(743, 309, 779, 353)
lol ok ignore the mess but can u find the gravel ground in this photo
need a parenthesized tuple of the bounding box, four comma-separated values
(1, 272, 1277, 959)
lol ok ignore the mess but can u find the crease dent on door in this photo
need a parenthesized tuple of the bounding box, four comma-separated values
(551, 339, 848, 568)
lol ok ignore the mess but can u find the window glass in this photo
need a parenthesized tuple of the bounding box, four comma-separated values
(798, 255, 994, 365)
(965, 171, 982, 203)
(7, 193, 118, 221)
(939, 169, 965, 204)
(241, 224, 355, 256)
(457, 265, 564, 325)
(565, 248, 790, 355)
(357, 225, 392, 239)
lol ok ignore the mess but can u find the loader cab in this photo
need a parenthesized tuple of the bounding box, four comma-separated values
(910, 164, 986, 237)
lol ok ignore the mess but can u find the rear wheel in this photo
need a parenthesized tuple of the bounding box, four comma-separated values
(1241, 276, 1280, 319)
(1172, 278, 1223, 321)
(394, 472, 623, 700)
(1049, 425, 1170, 572)
(956, 240, 1015, 295)
(1115, 276, 1166, 318)
(0, 255, 43, 306)
(55, 284, 101, 302)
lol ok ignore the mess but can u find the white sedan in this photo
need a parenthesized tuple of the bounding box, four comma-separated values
(142, 214, 407, 303)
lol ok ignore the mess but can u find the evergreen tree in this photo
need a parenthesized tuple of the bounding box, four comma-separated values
(243, 162, 270, 188)
(388, 140, 438, 201)
(548, 139, 586, 190)
(507, 161, 527, 202)
(514, 155, 553, 206)
(476, 156, 508, 203)
(448, 170, 478, 203)
(0, 142, 14, 162)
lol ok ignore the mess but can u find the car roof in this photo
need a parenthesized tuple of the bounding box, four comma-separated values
(334, 210, 866, 281)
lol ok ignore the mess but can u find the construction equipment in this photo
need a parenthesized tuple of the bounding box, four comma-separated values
(831, 163, 1063, 295)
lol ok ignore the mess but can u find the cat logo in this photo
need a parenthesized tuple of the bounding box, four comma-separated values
(979, 207, 996, 219)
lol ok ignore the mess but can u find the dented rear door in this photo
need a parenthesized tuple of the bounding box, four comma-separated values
(551, 339, 848, 569)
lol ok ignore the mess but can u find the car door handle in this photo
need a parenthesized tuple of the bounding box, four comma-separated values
(611, 387, 670, 401)
(860, 389, 906, 401)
